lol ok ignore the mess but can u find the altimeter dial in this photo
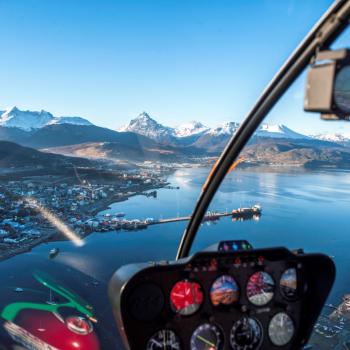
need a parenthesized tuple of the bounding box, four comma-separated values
(230, 317, 262, 350)
(146, 330, 181, 350)
(191, 323, 223, 350)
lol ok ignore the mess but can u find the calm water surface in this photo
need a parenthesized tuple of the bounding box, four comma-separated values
(1, 167, 350, 347)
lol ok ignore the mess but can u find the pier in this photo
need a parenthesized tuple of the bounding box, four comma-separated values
(149, 212, 233, 225)
(88, 205, 262, 233)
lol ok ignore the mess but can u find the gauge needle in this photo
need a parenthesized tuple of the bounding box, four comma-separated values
(196, 335, 216, 349)
(258, 287, 269, 298)
(151, 339, 163, 347)
(172, 293, 185, 298)
(260, 289, 267, 296)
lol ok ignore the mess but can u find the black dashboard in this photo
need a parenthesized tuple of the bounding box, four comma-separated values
(109, 244, 335, 350)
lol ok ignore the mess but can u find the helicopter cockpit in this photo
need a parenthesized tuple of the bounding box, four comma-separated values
(109, 243, 334, 350)
(0, 1, 350, 350)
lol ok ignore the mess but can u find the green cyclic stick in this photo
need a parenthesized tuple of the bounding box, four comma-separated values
(1, 270, 95, 322)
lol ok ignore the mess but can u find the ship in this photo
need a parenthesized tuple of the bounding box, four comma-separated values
(48, 248, 59, 259)
(232, 205, 262, 219)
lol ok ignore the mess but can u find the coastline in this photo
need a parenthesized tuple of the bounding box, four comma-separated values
(0, 228, 56, 262)
(0, 181, 170, 262)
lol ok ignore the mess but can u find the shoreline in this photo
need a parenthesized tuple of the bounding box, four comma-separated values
(0, 182, 171, 262)
(0, 229, 56, 262)
(86, 183, 170, 216)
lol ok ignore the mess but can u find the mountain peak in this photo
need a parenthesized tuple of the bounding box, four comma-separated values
(0, 107, 93, 131)
(138, 111, 152, 119)
(175, 121, 209, 137)
(208, 122, 240, 136)
(128, 112, 160, 128)
(3, 106, 51, 116)
(6, 106, 19, 113)
(119, 112, 175, 143)
(0, 107, 54, 131)
(256, 123, 307, 139)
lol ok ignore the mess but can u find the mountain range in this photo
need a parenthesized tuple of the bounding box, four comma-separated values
(118, 112, 350, 153)
(119, 112, 210, 144)
(310, 132, 350, 146)
(2, 106, 350, 146)
(1, 107, 350, 168)
(119, 112, 310, 149)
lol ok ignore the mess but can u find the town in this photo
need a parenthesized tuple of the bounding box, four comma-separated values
(0, 168, 169, 261)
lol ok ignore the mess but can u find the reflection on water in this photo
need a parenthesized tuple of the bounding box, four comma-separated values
(0, 167, 350, 348)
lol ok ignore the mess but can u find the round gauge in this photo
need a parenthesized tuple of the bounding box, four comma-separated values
(190, 323, 223, 350)
(246, 271, 275, 306)
(210, 275, 239, 306)
(280, 268, 298, 299)
(170, 280, 203, 316)
(230, 317, 262, 350)
(146, 330, 181, 350)
(268, 312, 294, 346)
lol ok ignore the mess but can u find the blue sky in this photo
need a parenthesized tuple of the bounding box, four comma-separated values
(0, 0, 349, 135)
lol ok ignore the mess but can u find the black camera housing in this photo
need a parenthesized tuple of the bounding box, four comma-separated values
(304, 48, 350, 120)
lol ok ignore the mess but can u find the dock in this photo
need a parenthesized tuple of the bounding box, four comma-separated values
(86, 205, 262, 232)
(149, 212, 233, 225)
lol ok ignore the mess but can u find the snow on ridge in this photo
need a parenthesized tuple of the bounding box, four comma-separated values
(0, 107, 93, 131)
(119, 112, 313, 142)
(0, 107, 54, 131)
(310, 132, 350, 143)
(174, 121, 209, 137)
(259, 124, 285, 133)
(48, 116, 93, 126)
(207, 122, 240, 136)
(121, 113, 211, 141)
(256, 123, 308, 139)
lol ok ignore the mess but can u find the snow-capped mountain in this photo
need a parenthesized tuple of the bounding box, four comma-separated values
(204, 122, 308, 139)
(0, 107, 93, 131)
(119, 112, 176, 143)
(174, 121, 209, 137)
(255, 124, 308, 139)
(310, 132, 350, 145)
(207, 122, 240, 136)
(0, 107, 55, 131)
(120, 112, 224, 140)
(119, 112, 312, 145)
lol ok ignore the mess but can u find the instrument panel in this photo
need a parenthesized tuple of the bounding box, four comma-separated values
(109, 246, 335, 350)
